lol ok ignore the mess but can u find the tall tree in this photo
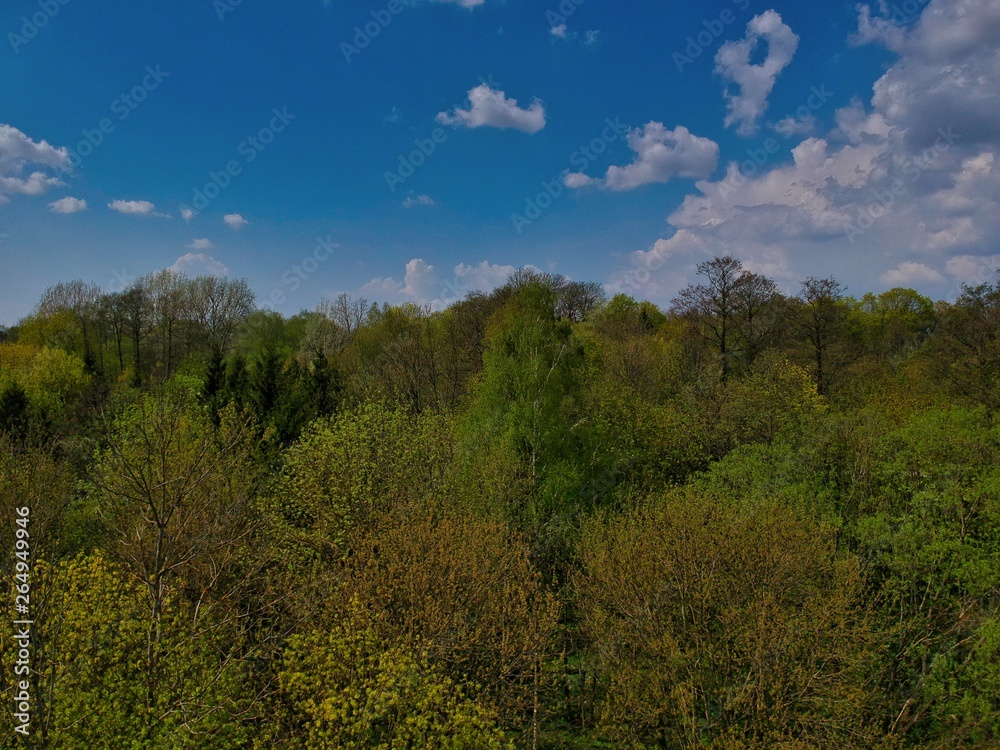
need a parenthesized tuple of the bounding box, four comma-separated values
(933, 280, 1000, 422)
(146, 269, 188, 375)
(787, 276, 847, 395)
(673, 256, 776, 380)
(187, 276, 256, 357)
(121, 280, 153, 384)
(36, 280, 103, 371)
(90, 388, 259, 733)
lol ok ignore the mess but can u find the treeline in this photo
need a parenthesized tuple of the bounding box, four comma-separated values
(0, 258, 999, 748)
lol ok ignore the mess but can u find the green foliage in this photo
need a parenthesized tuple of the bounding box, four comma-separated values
(9, 265, 1000, 747)
(264, 402, 453, 565)
(461, 282, 592, 526)
(0, 343, 91, 435)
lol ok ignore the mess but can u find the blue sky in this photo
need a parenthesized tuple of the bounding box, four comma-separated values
(2, 0, 999, 323)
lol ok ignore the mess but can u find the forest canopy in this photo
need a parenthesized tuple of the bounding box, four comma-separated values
(2, 259, 1000, 749)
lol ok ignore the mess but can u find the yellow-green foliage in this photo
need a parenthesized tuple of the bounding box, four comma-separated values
(266, 402, 454, 563)
(0, 554, 249, 749)
(0, 342, 90, 417)
(578, 491, 877, 748)
(272, 603, 510, 750)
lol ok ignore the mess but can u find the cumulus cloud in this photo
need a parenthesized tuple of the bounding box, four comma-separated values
(1, 172, 64, 200)
(0, 124, 70, 204)
(362, 258, 517, 309)
(565, 123, 719, 191)
(882, 262, 946, 286)
(437, 85, 546, 134)
(863, 0, 1000, 151)
(0, 124, 70, 175)
(715, 10, 800, 136)
(168, 253, 228, 277)
(945, 254, 1000, 286)
(550, 23, 568, 38)
(402, 193, 436, 208)
(224, 213, 249, 230)
(180, 206, 196, 222)
(187, 238, 214, 250)
(109, 200, 168, 217)
(48, 196, 87, 214)
(610, 0, 1000, 303)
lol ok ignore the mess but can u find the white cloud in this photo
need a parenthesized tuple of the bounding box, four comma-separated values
(773, 113, 816, 137)
(945, 254, 1000, 286)
(0, 124, 70, 176)
(168, 253, 228, 277)
(550, 24, 600, 44)
(403, 193, 436, 208)
(362, 258, 517, 309)
(565, 122, 719, 191)
(882, 262, 946, 286)
(48, 196, 87, 214)
(180, 206, 196, 222)
(563, 172, 597, 189)
(715, 10, 800, 136)
(850, 4, 908, 51)
(187, 238, 214, 250)
(454, 260, 518, 291)
(223, 213, 249, 230)
(0, 172, 64, 199)
(109, 199, 168, 217)
(0, 124, 71, 204)
(609, 0, 1000, 303)
(437, 85, 546, 134)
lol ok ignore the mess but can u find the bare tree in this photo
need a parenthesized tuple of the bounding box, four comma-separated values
(788, 276, 847, 396)
(933, 279, 1000, 423)
(672, 256, 744, 381)
(36, 280, 103, 366)
(308, 293, 370, 357)
(146, 270, 188, 375)
(734, 271, 780, 371)
(186, 276, 256, 357)
(121, 280, 153, 383)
